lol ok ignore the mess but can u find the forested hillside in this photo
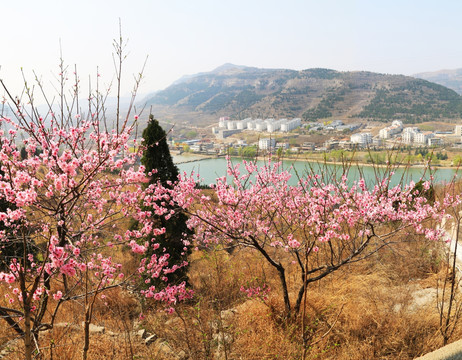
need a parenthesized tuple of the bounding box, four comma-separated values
(145, 64, 462, 124)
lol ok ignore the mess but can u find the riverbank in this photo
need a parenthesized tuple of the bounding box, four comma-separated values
(231, 153, 458, 171)
(172, 153, 219, 164)
(173, 151, 460, 171)
(178, 157, 460, 187)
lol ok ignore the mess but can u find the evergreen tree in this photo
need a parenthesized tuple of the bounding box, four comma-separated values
(0, 173, 37, 270)
(141, 115, 179, 185)
(140, 115, 192, 286)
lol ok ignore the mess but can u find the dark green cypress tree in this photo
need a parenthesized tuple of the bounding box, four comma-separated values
(140, 114, 192, 286)
(141, 115, 179, 185)
(0, 176, 37, 270)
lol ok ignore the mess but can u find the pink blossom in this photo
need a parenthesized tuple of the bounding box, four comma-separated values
(53, 291, 63, 301)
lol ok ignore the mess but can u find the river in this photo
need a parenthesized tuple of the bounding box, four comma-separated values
(176, 157, 460, 187)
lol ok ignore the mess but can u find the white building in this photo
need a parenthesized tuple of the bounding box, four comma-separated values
(414, 131, 434, 144)
(248, 119, 264, 130)
(218, 116, 230, 128)
(255, 122, 267, 132)
(236, 121, 246, 130)
(236, 118, 252, 130)
(219, 117, 302, 134)
(403, 127, 420, 134)
(266, 121, 279, 133)
(402, 132, 414, 144)
(350, 132, 372, 147)
(372, 137, 383, 147)
(281, 118, 301, 132)
(276, 142, 289, 150)
(379, 128, 391, 139)
(258, 138, 276, 150)
(392, 120, 403, 128)
(455, 125, 462, 137)
(378, 120, 403, 139)
(402, 127, 420, 144)
(428, 137, 443, 147)
(227, 121, 237, 130)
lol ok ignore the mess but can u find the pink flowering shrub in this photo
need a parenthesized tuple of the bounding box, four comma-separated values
(0, 113, 191, 297)
(0, 79, 193, 358)
(180, 158, 458, 316)
(240, 283, 271, 301)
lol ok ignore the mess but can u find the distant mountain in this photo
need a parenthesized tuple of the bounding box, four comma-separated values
(413, 69, 462, 95)
(145, 64, 462, 124)
(171, 63, 254, 86)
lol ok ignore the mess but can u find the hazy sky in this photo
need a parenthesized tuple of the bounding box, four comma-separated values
(1, 0, 462, 97)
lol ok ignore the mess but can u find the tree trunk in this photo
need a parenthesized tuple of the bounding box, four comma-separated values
(83, 266, 90, 360)
(294, 282, 306, 315)
(276, 266, 291, 316)
(83, 309, 90, 360)
(24, 305, 32, 360)
(249, 236, 292, 315)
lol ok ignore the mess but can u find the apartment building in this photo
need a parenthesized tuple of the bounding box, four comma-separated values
(350, 132, 372, 147)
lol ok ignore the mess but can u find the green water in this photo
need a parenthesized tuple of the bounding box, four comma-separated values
(177, 157, 460, 187)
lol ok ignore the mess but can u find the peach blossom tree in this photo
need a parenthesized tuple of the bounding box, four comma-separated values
(0, 59, 192, 360)
(180, 159, 455, 319)
(0, 109, 194, 359)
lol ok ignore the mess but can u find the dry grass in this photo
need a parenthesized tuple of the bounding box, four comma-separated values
(158, 236, 455, 360)
(0, 227, 459, 359)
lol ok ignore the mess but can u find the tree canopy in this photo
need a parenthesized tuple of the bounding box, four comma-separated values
(140, 114, 192, 287)
(141, 115, 179, 186)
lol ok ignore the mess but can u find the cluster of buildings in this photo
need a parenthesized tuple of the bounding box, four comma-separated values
(378, 120, 403, 139)
(175, 116, 462, 157)
(258, 138, 276, 150)
(170, 138, 227, 155)
(212, 116, 302, 138)
(346, 119, 453, 149)
(375, 119, 447, 147)
(212, 117, 364, 140)
(350, 132, 374, 147)
(306, 120, 361, 133)
(402, 128, 444, 146)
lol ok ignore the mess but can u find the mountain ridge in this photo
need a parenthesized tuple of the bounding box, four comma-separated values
(413, 68, 462, 95)
(145, 65, 462, 125)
